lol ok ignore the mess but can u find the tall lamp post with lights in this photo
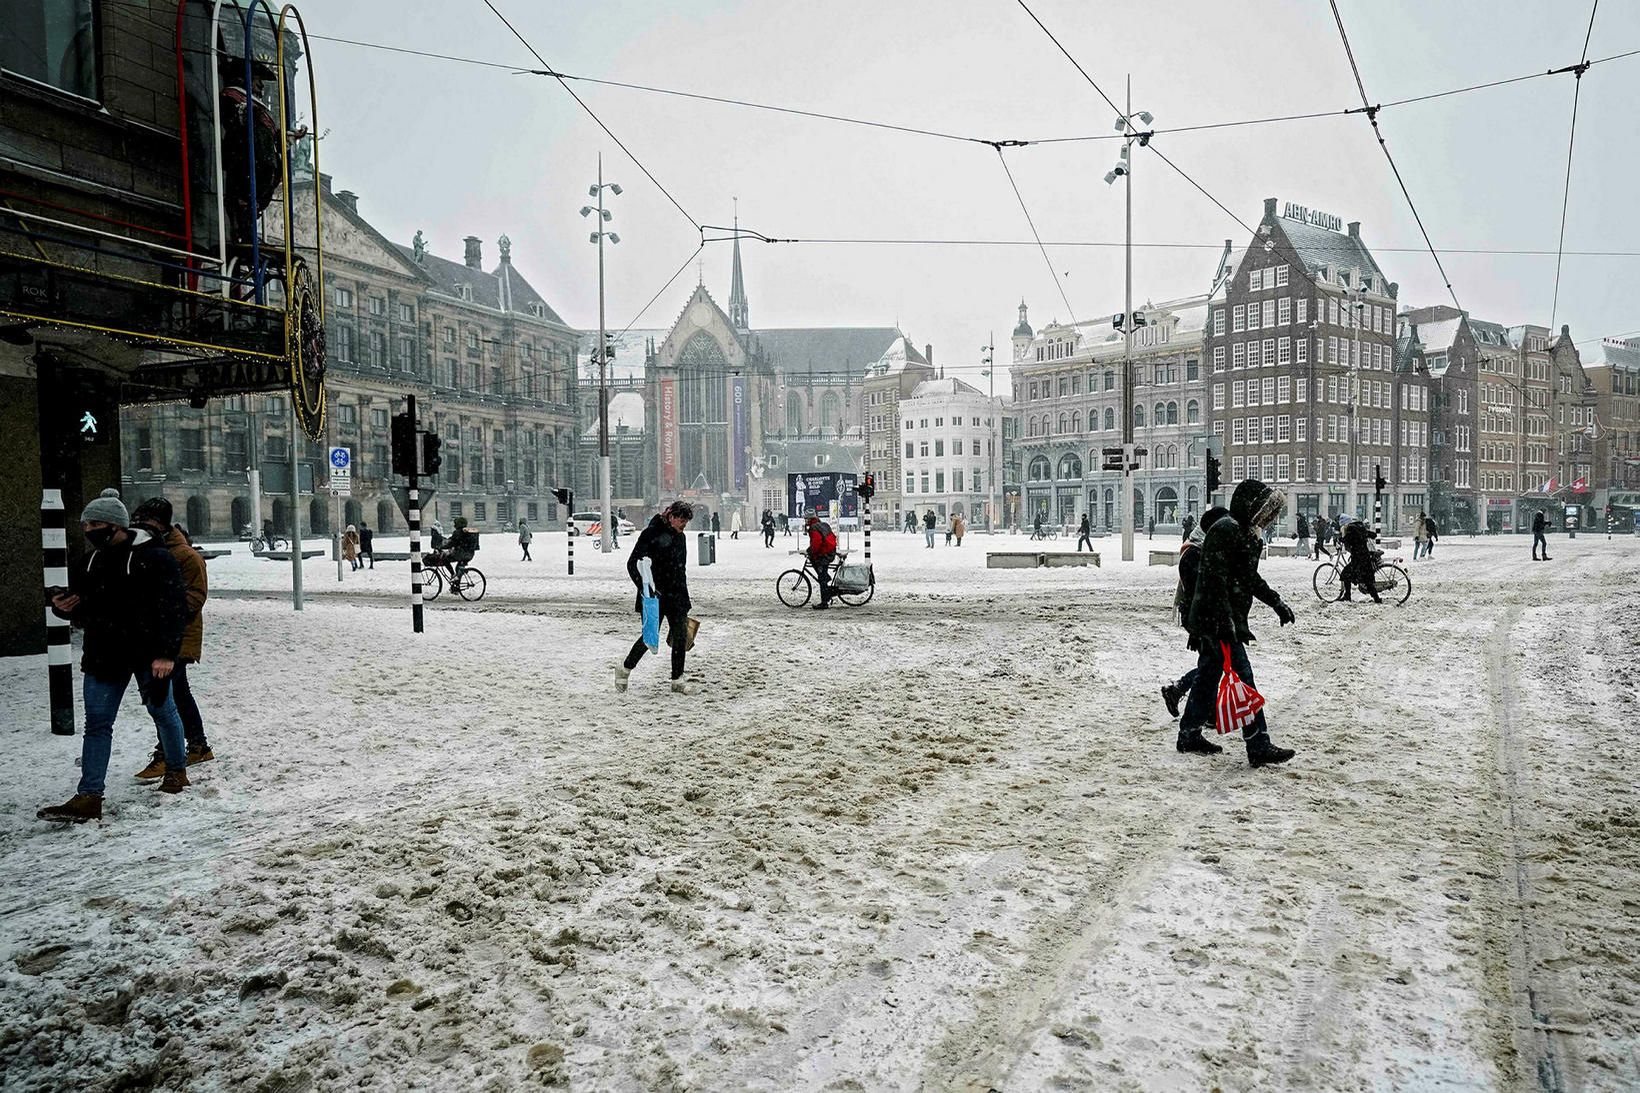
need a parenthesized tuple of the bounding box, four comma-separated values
(1103, 78, 1153, 563)
(980, 333, 999, 530)
(581, 156, 621, 553)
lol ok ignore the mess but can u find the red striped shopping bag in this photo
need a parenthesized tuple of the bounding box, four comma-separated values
(1214, 641, 1266, 735)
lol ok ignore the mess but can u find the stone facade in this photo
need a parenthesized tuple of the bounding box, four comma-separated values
(898, 377, 1004, 528)
(861, 339, 935, 529)
(121, 179, 582, 537)
(1584, 337, 1640, 520)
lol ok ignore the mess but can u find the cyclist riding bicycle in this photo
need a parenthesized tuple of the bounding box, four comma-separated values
(804, 511, 840, 610)
(1338, 518, 1382, 603)
(428, 516, 477, 573)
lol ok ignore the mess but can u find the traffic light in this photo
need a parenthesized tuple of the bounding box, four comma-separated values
(857, 472, 875, 500)
(1205, 451, 1221, 495)
(390, 412, 416, 476)
(1374, 464, 1387, 494)
(552, 487, 573, 508)
(421, 432, 442, 477)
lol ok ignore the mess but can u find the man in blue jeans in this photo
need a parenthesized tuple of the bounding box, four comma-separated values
(38, 489, 191, 823)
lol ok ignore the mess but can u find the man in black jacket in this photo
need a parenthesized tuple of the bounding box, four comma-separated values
(1176, 479, 1297, 767)
(1339, 519, 1381, 603)
(617, 501, 695, 693)
(1077, 512, 1093, 551)
(1532, 509, 1551, 560)
(38, 490, 192, 823)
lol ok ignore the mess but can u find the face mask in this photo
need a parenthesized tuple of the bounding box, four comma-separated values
(85, 527, 116, 549)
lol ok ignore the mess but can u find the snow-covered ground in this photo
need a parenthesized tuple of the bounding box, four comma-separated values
(2, 529, 1637, 1091)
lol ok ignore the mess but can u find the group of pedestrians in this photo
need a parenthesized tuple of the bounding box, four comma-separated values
(38, 491, 215, 824)
(341, 522, 374, 571)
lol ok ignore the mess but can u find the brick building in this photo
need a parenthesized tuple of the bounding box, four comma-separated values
(1399, 306, 1480, 531)
(1583, 336, 1640, 521)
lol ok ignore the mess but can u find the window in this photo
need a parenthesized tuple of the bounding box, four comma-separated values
(444, 326, 456, 345)
(368, 296, 385, 316)
(1212, 346, 1225, 372)
(1278, 337, 1291, 365)
(1263, 416, 1275, 443)
(1187, 358, 1199, 382)
(1297, 298, 1307, 324)
(332, 326, 355, 361)
(3, 0, 96, 97)
(1275, 265, 1290, 288)
(1263, 300, 1276, 328)
(953, 470, 964, 492)
(955, 439, 965, 455)
(1295, 378, 1308, 403)
(935, 439, 945, 456)
(1233, 305, 1246, 332)
(1277, 415, 1291, 442)
(921, 473, 931, 493)
(1233, 343, 1246, 370)
(1103, 407, 1115, 430)
(334, 286, 354, 308)
(1250, 269, 1264, 292)
(1277, 376, 1291, 402)
(337, 403, 358, 425)
(1187, 399, 1201, 425)
(1232, 418, 1246, 445)
(919, 442, 929, 457)
(1296, 416, 1307, 442)
(1263, 339, 1275, 367)
(1296, 339, 1308, 364)
(935, 471, 945, 492)
(1212, 384, 1225, 411)
(397, 302, 414, 322)
(1262, 377, 1275, 404)
(1214, 309, 1226, 336)
(467, 330, 479, 349)
(398, 337, 415, 371)
(369, 332, 386, 367)
(905, 442, 914, 458)
(1232, 380, 1245, 408)
(1278, 298, 1291, 326)
(906, 474, 916, 494)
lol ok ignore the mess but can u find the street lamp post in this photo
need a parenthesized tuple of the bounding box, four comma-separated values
(981, 333, 997, 530)
(1345, 286, 1366, 521)
(1103, 78, 1153, 563)
(581, 156, 622, 554)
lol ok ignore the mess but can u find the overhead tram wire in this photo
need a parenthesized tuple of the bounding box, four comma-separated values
(993, 147, 1077, 324)
(479, 0, 700, 233)
(705, 233, 1640, 257)
(1551, 0, 1601, 330)
(1328, 0, 1461, 311)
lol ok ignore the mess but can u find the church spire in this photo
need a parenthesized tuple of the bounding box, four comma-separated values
(728, 198, 749, 331)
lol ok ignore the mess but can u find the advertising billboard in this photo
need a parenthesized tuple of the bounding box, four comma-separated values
(788, 472, 858, 521)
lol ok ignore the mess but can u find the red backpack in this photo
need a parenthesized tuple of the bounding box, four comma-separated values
(811, 521, 838, 555)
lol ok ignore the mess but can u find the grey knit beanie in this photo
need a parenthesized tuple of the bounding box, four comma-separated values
(81, 488, 129, 526)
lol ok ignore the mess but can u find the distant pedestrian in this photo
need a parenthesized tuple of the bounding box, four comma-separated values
(1077, 513, 1093, 552)
(1161, 505, 1229, 722)
(1181, 511, 1197, 541)
(342, 524, 360, 570)
(1532, 510, 1551, 560)
(1295, 512, 1310, 559)
(905, 510, 917, 534)
(730, 510, 743, 540)
(617, 500, 696, 694)
(38, 489, 191, 823)
(1412, 511, 1430, 560)
(1175, 479, 1296, 767)
(781, 511, 793, 537)
(711, 511, 722, 539)
(761, 509, 775, 548)
(518, 519, 533, 561)
(953, 512, 966, 546)
(131, 497, 213, 776)
(1311, 514, 1330, 559)
(1423, 515, 1439, 557)
(1148, 515, 1156, 540)
(945, 515, 954, 546)
(923, 509, 937, 548)
(358, 522, 374, 568)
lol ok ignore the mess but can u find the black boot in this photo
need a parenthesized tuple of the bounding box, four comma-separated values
(1247, 740, 1295, 768)
(1161, 684, 1184, 719)
(1176, 729, 1223, 755)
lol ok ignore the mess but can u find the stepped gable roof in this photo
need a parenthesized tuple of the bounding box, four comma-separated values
(751, 327, 906, 374)
(1278, 217, 1389, 288)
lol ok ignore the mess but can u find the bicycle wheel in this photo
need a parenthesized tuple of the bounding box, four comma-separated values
(776, 569, 812, 607)
(1313, 562, 1340, 603)
(1374, 562, 1411, 606)
(454, 567, 487, 601)
(421, 567, 443, 601)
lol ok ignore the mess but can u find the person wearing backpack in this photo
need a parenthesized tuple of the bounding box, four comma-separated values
(805, 511, 840, 609)
(1161, 506, 1228, 721)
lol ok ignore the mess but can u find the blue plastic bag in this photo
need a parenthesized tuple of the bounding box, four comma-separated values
(641, 593, 661, 651)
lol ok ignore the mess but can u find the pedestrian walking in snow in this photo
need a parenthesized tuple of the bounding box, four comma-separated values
(953, 513, 966, 546)
(905, 510, 917, 534)
(617, 501, 696, 694)
(358, 522, 374, 569)
(1339, 519, 1382, 603)
(518, 519, 533, 561)
(1181, 511, 1197, 541)
(342, 524, 360, 571)
(1295, 512, 1310, 559)
(1412, 512, 1429, 560)
(730, 510, 743, 540)
(1161, 506, 1229, 720)
(1423, 515, 1439, 557)
(923, 509, 937, 549)
(131, 497, 213, 777)
(761, 509, 776, 548)
(781, 511, 792, 537)
(1532, 510, 1551, 560)
(805, 511, 841, 610)
(1077, 513, 1093, 552)
(1175, 479, 1297, 767)
(711, 512, 721, 539)
(38, 490, 192, 823)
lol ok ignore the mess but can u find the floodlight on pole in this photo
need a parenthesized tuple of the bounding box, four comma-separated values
(585, 153, 623, 555)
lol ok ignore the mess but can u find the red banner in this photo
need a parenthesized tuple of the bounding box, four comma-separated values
(660, 377, 678, 492)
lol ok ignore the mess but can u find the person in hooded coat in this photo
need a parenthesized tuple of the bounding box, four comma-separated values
(1161, 505, 1229, 719)
(342, 525, 360, 570)
(1177, 479, 1297, 767)
(617, 501, 696, 693)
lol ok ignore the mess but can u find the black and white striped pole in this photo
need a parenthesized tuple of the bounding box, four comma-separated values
(1372, 463, 1385, 538)
(404, 395, 424, 634)
(41, 489, 74, 735)
(555, 488, 575, 575)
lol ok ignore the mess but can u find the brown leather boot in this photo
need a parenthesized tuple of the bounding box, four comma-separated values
(187, 745, 214, 765)
(134, 754, 167, 781)
(38, 794, 103, 823)
(159, 769, 190, 794)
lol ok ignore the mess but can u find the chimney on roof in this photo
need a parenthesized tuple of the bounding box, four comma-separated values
(1263, 197, 1277, 217)
(1348, 221, 1360, 238)
(925, 343, 933, 367)
(335, 190, 358, 213)
(318, 172, 333, 193)
(463, 236, 483, 270)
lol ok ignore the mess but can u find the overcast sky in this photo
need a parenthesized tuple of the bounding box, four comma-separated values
(300, 0, 1638, 380)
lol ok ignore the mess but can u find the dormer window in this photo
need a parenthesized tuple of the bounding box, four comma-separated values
(457, 284, 472, 301)
(528, 302, 545, 318)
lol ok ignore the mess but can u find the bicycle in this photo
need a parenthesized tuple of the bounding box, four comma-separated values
(776, 551, 873, 607)
(1029, 525, 1059, 542)
(1312, 550, 1411, 606)
(422, 555, 487, 601)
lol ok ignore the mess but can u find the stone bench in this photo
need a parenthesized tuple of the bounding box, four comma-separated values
(987, 551, 1100, 569)
(260, 550, 325, 561)
(1264, 543, 1294, 557)
(1148, 549, 1180, 566)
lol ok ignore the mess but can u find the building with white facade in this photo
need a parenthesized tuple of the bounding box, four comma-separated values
(899, 376, 1004, 527)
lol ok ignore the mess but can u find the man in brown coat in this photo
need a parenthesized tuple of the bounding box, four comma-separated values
(132, 498, 213, 777)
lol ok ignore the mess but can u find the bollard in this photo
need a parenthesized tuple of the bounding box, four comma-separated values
(41, 489, 74, 735)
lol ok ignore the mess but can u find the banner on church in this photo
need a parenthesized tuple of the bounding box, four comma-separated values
(660, 377, 678, 492)
(731, 377, 747, 490)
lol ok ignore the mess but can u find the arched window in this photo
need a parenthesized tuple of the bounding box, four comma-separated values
(1029, 454, 1051, 482)
(1103, 407, 1115, 430)
(185, 496, 211, 537)
(786, 392, 804, 435)
(820, 392, 842, 434)
(1057, 412, 1069, 435)
(1155, 486, 1179, 524)
(1166, 401, 1179, 424)
(1071, 411, 1082, 433)
(1186, 399, 1200, 425)
(1187, 485, 1200, 511)
(1058, 453, 1082, 480)
(1104, 370, 1115, 391)
(1154, 401, 1166, 424)
(1133, 404, 1146, 428)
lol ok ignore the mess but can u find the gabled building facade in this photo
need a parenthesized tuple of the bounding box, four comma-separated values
(1400, 306, 1480, 531)
(1583, 336, 1640, 521)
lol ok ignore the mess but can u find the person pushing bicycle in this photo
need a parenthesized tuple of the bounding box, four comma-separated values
(1338, 518, 1382, 603)
(804, 510, 840, 610)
